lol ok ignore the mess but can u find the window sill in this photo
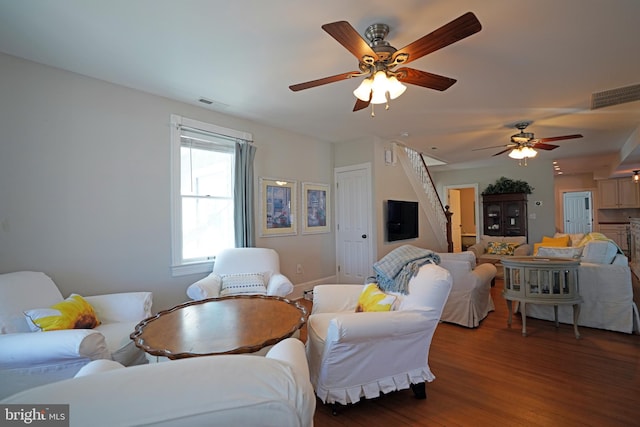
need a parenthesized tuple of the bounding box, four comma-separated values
(171, 261, 213, 277)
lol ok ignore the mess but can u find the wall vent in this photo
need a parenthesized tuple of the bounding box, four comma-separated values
(591, 83, 640, 110)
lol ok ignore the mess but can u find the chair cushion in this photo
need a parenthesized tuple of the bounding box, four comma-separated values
(355, 283, 396, 312)
(24, 294, 100, 332)
(219, 272, 267, 296)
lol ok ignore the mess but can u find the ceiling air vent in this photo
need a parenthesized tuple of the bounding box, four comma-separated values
(591, 83, 640, 110)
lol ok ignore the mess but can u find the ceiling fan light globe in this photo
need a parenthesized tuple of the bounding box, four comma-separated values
(370, 89, 388, 104)
(387, 76, 407, 100)
(353, 78, 373, 102)
(522, 146, 537, 157)
(508, 148, 526, 159)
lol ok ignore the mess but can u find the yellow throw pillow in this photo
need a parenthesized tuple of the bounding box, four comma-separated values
(486, 241, 519, 255)
(355, 283, 397, 312)
(24, 294, 101, 331)
(534, 235, 570, 255)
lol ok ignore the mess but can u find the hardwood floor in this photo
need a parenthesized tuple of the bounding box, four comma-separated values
(299, 280, 640, 427)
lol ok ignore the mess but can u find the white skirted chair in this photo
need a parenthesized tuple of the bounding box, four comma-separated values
(0, 271, 152, 399)
(306, 264, 452, 410)
(2, 338, 316, 427)
(437, 251, 497, 328)
(186, 248, 294, 300)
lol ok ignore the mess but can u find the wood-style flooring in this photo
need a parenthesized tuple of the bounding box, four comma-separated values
(298, 279, 640, 427)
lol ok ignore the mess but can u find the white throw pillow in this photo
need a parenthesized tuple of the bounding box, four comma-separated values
(581, 241, 618, 264)
(537, 246, 584, 259)
(219, 272, 267, 296)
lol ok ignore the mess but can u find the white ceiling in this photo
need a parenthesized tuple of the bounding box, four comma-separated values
(1, 0, 639, 176)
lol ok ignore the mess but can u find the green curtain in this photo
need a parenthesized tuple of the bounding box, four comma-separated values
(234, 141, 256, 247)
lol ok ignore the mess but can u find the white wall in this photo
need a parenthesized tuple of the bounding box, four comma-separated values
(0, 53, 335, 311)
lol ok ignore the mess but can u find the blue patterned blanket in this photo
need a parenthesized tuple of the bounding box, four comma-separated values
(368, 245, 440, 294)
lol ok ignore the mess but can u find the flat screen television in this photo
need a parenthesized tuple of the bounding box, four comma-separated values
(386, 200, 419, 242)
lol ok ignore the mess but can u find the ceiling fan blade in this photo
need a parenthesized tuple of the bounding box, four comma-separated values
(353, 98, 370, 112)
(396, 67, 456, 91)
(472, 143, 515, 151)
(532, 143, 559, 150)
(392, 12, 482, 66)
(322, 21, 378, 61)
(492, 148, 513, 157)
(538, 134, 583, 143)
(289, 71, 360, 91)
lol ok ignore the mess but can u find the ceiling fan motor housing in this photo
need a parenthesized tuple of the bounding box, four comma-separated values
(512, 132, 534, 143)
(365, 23, 396, 60)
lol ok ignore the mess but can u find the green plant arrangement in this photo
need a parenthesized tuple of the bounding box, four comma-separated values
(482, 176, 534, 195)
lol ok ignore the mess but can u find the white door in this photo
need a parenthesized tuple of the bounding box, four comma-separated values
(335, 163, 374, 283)
(448, 189, 462, 252)
(563, 191, 593, 234)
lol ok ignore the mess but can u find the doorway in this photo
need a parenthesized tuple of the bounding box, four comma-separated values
(445, 184, 480, 252)
(562, 191, 593, 234)
(334, 163, 374, 283)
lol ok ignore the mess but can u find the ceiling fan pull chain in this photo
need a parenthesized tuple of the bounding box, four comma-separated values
(370, 104, 375, 117)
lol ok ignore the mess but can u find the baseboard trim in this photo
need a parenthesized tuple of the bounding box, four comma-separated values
(290, 275, 337, 300)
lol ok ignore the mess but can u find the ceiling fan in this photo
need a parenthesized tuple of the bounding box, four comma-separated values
(289, 12, 482, 114)
(474, 122, 583, 161)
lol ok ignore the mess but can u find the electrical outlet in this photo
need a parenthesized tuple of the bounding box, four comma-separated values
(296, 263, 303, 274)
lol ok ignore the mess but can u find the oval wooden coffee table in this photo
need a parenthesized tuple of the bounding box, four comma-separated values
(130, 295, 307, 359)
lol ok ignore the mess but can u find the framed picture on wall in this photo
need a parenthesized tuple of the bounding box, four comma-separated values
(259, 177, 297, 237)
(302, 182, 330, 234)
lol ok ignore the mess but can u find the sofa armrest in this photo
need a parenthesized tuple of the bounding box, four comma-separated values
(312, 284, 364, 314)
(186, 272, 221, 300)
(84, 292, 152, 323)
(473, 263, 498, 284)
(439, 259, 473, 284)
(0, 330, 109, 368)
(325, 310, 437, 343)
(467, 242, 485, 259)
(612, 254, 628, 266)
(514, 244, 531, 256)
(266, 273, 294, 297)
(265, 338, 308, 377)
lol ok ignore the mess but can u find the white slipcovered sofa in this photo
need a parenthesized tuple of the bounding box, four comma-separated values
(437, 251, 497, 328)
(1, 338, 316, 427)
(524, 237, 640, 334)
(468, 235, 532, 263)
(0, 271, 152, 399)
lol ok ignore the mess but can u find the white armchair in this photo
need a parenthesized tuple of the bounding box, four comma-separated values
(2, 338, 316, 427)
(186, 247, 294, 300)
(437, 251, 497, 328)
(306, 264, 452, 409)
(0, 271, 152, 399)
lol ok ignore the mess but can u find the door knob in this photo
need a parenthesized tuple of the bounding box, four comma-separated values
(362, 234, 367, 238)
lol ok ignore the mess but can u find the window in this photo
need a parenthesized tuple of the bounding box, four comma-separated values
(170, 115, 252, 276)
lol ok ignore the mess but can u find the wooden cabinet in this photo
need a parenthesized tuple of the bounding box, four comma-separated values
(482, 193, 528, 238)
(598, 178, 640, 208)
(598, 224, 630, 253)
